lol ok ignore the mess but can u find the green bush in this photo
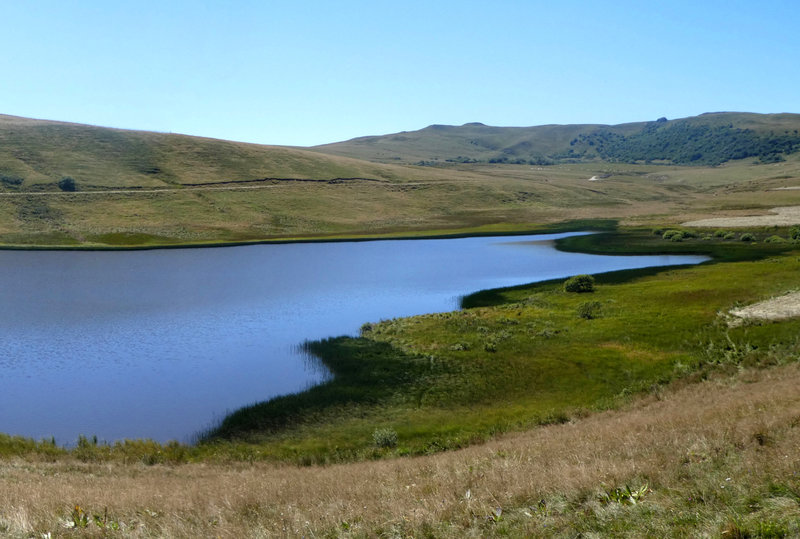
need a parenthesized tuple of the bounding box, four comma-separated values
(714, 229, 729, 238)
(57, 176, 77, 192)
(740, 233, 756, 242)
(764, 235, 786, 243)
(577, 301, 602, 320)
(723, 232, 736, 240)
(564, 274, 595, 293)
(372, 427, 398, 448)
(662, 229, 685, 241)
(790, 226, 800, 241)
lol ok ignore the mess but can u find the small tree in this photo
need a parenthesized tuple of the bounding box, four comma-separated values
(58, 176, 76, 192)
(564, 274, 595, 293)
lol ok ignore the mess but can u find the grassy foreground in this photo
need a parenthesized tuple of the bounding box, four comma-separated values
(2, 350, 800, 537)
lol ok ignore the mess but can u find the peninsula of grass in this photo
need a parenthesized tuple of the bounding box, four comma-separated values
(190, 230, 800, 463)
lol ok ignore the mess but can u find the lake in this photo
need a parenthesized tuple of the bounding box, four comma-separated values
(0, 233, 707, 443)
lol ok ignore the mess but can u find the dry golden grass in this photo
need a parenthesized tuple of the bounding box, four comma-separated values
(3, 363, 800, 537)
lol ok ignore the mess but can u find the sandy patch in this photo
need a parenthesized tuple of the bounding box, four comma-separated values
(588, 175, 601, 181)
(729, 291, 800, 324)
(682, 206, 800, 228)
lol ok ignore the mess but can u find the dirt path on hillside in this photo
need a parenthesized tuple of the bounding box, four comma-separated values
(682, 206, 800, 227)
(0, 184, 284, 196)
(0, 177, 390, 197)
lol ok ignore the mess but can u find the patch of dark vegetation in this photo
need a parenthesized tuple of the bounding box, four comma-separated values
(57, 176, 77, 191)
(554, 228, 796, 262)
(203, 338, 443, 441)
(15, 196, 63, 222)
(0, 173, 24, 187)
(572, 120, 800, 165)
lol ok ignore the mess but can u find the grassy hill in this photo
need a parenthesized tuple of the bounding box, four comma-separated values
(1, 113, 800, 248)
(313, 112, 800, 166)
(0, 114, 417, 189)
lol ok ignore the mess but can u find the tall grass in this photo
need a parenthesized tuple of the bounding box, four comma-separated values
(3, 363, 800, 537)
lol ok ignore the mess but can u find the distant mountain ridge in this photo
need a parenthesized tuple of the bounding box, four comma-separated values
(313, 112, 800, 166)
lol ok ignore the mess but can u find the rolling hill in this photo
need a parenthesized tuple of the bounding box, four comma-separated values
(0, 114, 417, 190)
(1, 112, 800, 248)
(313, 112, 800, 166)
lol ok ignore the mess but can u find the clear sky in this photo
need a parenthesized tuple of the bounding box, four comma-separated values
(2, 1, 799, 146)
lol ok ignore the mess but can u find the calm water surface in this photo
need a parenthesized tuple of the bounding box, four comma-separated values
(0, 233, 706, 443)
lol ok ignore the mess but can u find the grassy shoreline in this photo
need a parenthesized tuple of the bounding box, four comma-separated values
(0, 219, 618, 251)
(3, 225, 799, 462)
(192, 227, 799, 460)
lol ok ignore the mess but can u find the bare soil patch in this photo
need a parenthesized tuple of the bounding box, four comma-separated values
(729, 291, 800, 323)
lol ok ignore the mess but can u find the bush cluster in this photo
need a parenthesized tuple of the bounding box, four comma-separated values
(564, 274, 595, 293)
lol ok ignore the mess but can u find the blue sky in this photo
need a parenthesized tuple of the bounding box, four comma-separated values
(2, 1, 799, 146)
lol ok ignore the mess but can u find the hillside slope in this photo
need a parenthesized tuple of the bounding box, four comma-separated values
(1, 113, 800, 247)
(0, 114, 416, 190)
(313, 112, 800, 166)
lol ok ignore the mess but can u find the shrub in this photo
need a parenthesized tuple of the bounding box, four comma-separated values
(564, 274, 595, 293)
(714, 229, 728, 238)
(372, 427, 398, 448)
(57, 176, 77, 191)
(723, 232, 736, 240)
(0, 174, 23, 186)
(764, 235, 786, 243)
(740, 233, 756, 242)
(790, 226, 800, 241)
(577, 301, 602, 320)
(662, 229, 684, 241)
